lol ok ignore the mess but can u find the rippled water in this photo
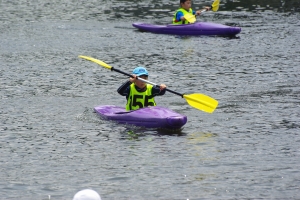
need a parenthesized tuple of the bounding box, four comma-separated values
(1, 0, 300, 199)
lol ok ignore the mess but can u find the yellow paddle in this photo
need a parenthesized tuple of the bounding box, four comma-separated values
(78, 55, 218, 113)
(184, 13, 196, 23)
(211, 0, 220, 12)
(184, 0, 220, 23)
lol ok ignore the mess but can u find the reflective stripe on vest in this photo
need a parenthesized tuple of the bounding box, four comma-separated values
(126, 84, 156, 111)
(172, 8, 193, 25)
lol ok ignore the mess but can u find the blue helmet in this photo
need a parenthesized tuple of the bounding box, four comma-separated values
(132, 67, 148, 76)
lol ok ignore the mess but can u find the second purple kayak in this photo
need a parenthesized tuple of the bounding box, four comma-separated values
(132, 22, 241, 36)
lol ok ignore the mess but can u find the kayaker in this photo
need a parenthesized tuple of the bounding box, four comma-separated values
(117, 67, 167, 111)
(173, 0, 211, 24)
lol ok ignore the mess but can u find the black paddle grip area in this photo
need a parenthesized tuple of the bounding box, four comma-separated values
(111, 67, 133, 78)
(166, 88, 184, 98)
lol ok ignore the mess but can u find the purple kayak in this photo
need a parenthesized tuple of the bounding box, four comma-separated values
(94, 105, 187, 130)
(132, 22, 241, 36)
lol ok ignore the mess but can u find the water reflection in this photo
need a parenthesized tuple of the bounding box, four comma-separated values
(187, 132, 217, 144)
(187, 132, 217, 155)
(225, 0, 300, 12)
(110, 0, 300, 20)
(1, 0, 298, 23)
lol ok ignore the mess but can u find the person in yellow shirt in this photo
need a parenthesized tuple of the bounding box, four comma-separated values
(173, 0, 211, 24)
(117, 67, 167, 111)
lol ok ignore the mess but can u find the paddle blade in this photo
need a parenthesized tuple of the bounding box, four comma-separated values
(211, 0, 220, 12)
(78, 55, 112, 70)
(184, 13, 196, 23)
(183, 93, 218, 113)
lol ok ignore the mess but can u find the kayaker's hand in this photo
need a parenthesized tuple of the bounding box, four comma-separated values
(205, 6, 211, 11)
(195, 10, 201, 16)
(130, 75, 137, 83)
(160, 84, 166, 91)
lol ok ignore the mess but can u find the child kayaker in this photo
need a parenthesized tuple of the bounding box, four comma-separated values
(173, 0, 211, 24)
(117, 66, 167, 111)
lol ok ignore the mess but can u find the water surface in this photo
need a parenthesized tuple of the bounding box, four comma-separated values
(0, 0, 299, 199)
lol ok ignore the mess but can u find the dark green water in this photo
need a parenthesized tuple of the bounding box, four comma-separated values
(0, 0, 299, 199)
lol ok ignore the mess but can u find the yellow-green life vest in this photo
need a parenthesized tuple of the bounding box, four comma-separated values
(173, 8, 193, 25)
(126, 84, 156, 111)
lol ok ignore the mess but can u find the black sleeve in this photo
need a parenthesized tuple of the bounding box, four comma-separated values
(117, 81, 131, 97)
(152, 85, 166, 96)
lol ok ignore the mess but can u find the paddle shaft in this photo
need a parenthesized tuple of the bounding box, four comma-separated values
(185, 3, 217, 23)
(111, 67, 184, 98)
(199, 4, 216, 14)
(198, 0, 219, 14)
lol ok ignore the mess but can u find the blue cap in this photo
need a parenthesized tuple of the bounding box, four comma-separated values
(132, 67, 148, 77)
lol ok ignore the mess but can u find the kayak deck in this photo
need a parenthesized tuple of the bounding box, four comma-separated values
(94, 105, 187, 130)
(132, 22, 241, 36)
